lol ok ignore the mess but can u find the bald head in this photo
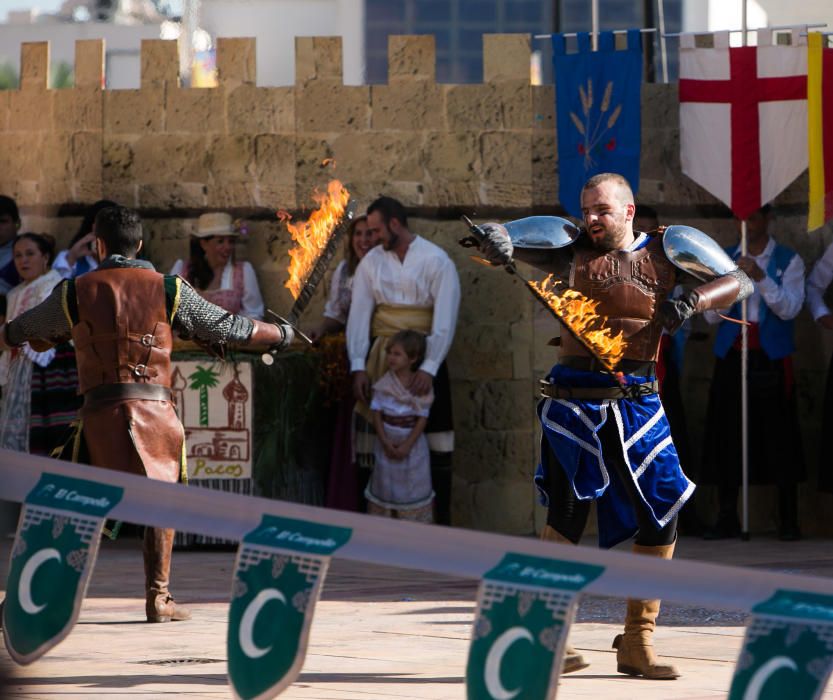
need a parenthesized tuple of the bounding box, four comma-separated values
(582, 173, 635, 207)
(580, 173, 636, 251)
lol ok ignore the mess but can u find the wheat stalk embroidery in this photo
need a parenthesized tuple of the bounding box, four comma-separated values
(569, 78, 622, 168)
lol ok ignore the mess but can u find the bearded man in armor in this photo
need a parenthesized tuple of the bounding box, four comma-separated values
(0, 206, 294, 623)
(477, 173, 753, 680)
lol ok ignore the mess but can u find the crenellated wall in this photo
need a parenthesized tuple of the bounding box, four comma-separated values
(4, 33, 833, 537)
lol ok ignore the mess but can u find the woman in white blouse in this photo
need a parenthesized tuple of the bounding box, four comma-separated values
(307, 215, 376, 341)
(170, 212, 264, 320)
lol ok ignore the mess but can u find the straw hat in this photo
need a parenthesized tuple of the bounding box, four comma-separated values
(195, 212, 236, 238)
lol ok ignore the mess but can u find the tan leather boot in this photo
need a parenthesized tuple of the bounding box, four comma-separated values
(540, 525, 589, 674)
(143, 527, 191, 623)
(612, 540, 679, 679)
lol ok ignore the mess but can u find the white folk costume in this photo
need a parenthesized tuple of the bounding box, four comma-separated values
(366, 370, 434, 520)
(346, 236, 460, 523)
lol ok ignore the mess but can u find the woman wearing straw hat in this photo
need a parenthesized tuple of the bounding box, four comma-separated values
(170, 212, 265, 319)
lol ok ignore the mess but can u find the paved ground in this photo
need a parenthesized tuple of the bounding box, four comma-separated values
(1, 533, 832, 699)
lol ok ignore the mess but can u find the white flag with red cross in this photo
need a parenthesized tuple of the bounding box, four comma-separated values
(679, 29, 808, 220)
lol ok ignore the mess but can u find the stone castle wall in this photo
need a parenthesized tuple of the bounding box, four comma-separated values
(5, 33, 833, 536)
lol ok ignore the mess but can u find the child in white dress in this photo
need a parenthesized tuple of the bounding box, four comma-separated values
(366, 330, 435, 522)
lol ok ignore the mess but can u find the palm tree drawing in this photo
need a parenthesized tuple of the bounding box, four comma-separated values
(188, 365, 220, 427)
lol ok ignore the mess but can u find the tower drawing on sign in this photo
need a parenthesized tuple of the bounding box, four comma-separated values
(183, 362, 251, 463)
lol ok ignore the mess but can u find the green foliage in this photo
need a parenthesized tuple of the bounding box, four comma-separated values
(51, 61, 73, 89)
(0, 62, 18, 90)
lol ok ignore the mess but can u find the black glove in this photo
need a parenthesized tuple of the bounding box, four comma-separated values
(273, 323, 295, 352)
(658, 296, 696, 335)
(478, 222, 514, 266)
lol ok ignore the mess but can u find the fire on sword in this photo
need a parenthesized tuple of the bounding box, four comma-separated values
(459, 215, 628, 378)
(262, 179, 357, 365)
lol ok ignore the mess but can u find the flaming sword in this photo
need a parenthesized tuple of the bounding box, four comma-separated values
(460, 215, 624, 375)
(262, 194, 357, 365)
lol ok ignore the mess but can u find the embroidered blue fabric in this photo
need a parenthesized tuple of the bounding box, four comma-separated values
(534, 364, 694, 549)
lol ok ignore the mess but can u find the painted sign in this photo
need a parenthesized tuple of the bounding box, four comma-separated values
(171, 360, 253, 480)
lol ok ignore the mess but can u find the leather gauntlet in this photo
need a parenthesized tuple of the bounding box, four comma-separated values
(249, 319, 294, 353)
(658, 269, 752, 335)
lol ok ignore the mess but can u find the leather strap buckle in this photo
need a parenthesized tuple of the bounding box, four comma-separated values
(140, 333, 154, 347)
(133, 363, 148, 378)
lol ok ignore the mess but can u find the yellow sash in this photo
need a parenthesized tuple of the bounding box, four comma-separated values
(355, 303, 433, 422)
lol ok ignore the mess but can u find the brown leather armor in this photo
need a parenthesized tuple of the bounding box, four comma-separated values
(72, 268, 173, 394)
(561, 236, 677, 363)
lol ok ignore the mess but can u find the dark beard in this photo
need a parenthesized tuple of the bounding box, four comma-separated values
(383, 231, 399, 250)
(590, 230, 619, 250)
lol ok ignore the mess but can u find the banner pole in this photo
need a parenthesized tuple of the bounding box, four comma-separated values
(657, 0, 669, 82)
(591, 0, 599, 50)
(741, 219, 750, 541)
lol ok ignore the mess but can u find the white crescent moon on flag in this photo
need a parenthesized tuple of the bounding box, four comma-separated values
(238, 588, 286, 659)
(19, 548, 61, 615)
(742, 656, 798, 700)
(483, 626, 534, 700)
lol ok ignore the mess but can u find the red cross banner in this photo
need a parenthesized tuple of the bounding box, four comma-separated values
(679, 29, 808, 220)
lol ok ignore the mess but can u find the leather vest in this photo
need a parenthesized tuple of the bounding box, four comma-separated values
(561, 236, 677, 363)
(71, 268, 173, 394)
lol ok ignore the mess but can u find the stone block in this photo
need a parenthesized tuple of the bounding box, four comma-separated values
(295, 36, 342, 84)
(217, 38, 256, 87)
(227, 85, 294, 133)
(642, 82, 678, 130)
(454, 429, 508, 482)
(331, 131, 423, 182)
(254, 134, 296, 184)
(256, 183, 296, 210)
(53, 88, 102, 131)
(20, 42, 49, 91)
(140, 40, 179, 88)
(0, 132, 43, 180)
(70, 131, 102, 182)
(166, 87, 225, 132)
(532, 131, 557, 207)
(481, 131, 532, 184)
(388, 35, 435, 82)
(208, 134, 254, 180)
(204, 181, 257, 208)
(39, 178, 73, 205)
(75, 39, 104, 89)
(294, 135, 334, 195)
(445, 82, 532, 131)
(9, 90, 52, 131)
(295, 83, 369, 132)
(504, 430, 536, 479)
(133, 134, 210, 183)
(480, 182, 534, 208)
(104, 88, 164, 134)
(102, 137, 135, 183)
(0, 92, 9, 130)
(533, 85, 555, 131)
(370, 82, 443, 130)
(483, 34, 530, 83)
(423, 131, 478, 181)
(451, 324, 514, 381)
(481, 379, 535, 430)
(138, 182, 207, 209)
(468, 478, 536, 534)
(101, 181, 138, 207)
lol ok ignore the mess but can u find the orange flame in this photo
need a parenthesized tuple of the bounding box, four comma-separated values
(528, 274, 627, 368)
(284, 179, 351, 299)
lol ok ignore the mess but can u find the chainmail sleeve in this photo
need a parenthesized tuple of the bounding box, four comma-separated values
(172, 280, 255, 345)
(5, 283, 72, 346)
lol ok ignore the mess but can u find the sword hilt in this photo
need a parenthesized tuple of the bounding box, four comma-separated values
(260, 310, 313, 366)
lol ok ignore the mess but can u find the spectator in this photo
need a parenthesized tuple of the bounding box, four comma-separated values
(347, 196, 461, 524)
(805, 238, 833, 498)
(53, 199, 117, 279)
(0, 233, 79, 454)
(0, 195, 22, 295)
(171, 212, 264, 319)
(702, 205, 805, 541)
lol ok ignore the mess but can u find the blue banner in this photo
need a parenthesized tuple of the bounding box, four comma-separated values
(553, 30, 643, 217)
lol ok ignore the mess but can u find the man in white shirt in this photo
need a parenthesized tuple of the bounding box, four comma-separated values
(347, 196, 461, 524)
(701, 204, 806, 541)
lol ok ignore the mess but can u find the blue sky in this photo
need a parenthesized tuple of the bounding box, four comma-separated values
(0, 0, 62, 19)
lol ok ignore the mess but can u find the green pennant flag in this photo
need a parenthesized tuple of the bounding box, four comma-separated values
(227, 514, 351, 700)
(466, 553, 604, 700)
(3, 473, 123, 665)
(729, 590, 833, 700)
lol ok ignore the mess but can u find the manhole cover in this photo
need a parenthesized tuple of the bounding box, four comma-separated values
(134, 658, 224, 666)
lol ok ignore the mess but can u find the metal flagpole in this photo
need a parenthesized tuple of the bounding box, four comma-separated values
(740, 0, 750, 541)
(656, 0, 669, 83)
(591, 0, 599, 50)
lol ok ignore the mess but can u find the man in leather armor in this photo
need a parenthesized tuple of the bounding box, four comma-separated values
(0, 206, 293, 623)
(478, 173, 752, 680)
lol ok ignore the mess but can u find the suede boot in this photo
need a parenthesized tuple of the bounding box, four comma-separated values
(143, 527, 191, 623)
(540, 524, 589, 674)
(612, 540, 679, 679)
